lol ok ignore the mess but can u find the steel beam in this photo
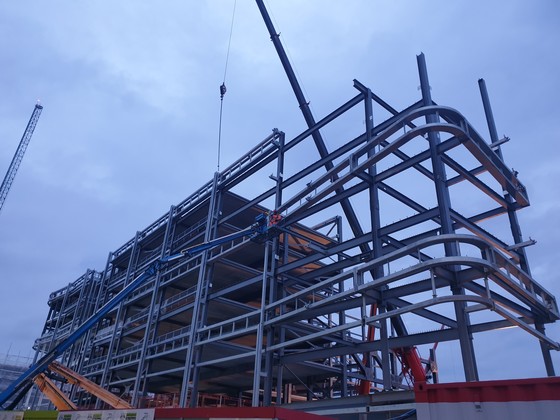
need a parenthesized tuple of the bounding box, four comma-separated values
(418, 52, 478, 382)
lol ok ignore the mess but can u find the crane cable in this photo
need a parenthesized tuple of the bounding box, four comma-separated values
(217, 0, 237, 172)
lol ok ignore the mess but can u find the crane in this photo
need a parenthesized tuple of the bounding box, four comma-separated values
(0, 212, 279, 410)
(0, 103, 43, 214)
(254, 0, 428, 392)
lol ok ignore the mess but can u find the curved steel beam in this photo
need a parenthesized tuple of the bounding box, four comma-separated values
(267, 294, 560, 352)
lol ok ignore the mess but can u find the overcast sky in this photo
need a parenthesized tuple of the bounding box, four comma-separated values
(0, 0, 559, 383)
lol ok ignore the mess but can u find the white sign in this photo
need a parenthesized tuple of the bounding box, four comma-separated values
(57, 409, 154, 420)
(0, 412, 24, 420)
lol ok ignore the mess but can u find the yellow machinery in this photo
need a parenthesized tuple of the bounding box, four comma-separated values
(33, 361, 132, 410)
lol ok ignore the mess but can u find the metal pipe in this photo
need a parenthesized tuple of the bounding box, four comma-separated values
(418, 53, 479, 382)
(478, 78, 502, 157)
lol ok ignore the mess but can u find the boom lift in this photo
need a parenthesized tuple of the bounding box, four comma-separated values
(0, 212, 277, 410)
(33, 372, 77, 411)
(34, 361, 133, 410)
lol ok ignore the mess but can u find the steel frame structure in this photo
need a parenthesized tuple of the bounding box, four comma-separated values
(31, 55, 558, 410)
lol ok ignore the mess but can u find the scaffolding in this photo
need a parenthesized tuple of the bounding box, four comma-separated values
(0, 353, 36, 408)
(31, 55, 558, 411)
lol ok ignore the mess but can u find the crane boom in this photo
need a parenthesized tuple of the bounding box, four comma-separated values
(30, 361, 136, 410)
(46, 361, 133, 409)
(0, 103, 43, 213)
(33, 373, 77, 410)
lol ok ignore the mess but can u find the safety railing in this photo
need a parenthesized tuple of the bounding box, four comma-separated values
(217, 131, 280, 186)
(93, 325, 115, 342)
(153, 326, 191, 345)
(136, 245, 163, 268)
(196, 310, 261, 346)
(171, 217, 208, 250)
(124, 307, 151, 329)
(261, 234, 559, 352)
(81, 355, 107, 375)
(112, 345, 143, 368)
(109, 131, 280, 261)
(148, 328, 191, 357)
(160, 255, 203, 286)
(160, 286, 197, 315)
(206, 234, 253, 262)
(125, 279, 155, 302)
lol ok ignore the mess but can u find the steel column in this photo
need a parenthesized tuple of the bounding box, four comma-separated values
(181, 173, 220, 407)
(131, 205, 177, 406)
(478, 78, 530, 273)
(264, 130, 285, 405)
(252, 242, 271, 406)
(417, 53, 479, 381)
(478, 79, 554, 374)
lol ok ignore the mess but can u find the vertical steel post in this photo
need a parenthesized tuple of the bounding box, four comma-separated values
(69, 252, 112, 409)
(417, 53, 479, 381)
(478, 79, 555, 375)
(364, 84, 386, 392)
(535, 323, 556, 376)
(364, 88, 384, 278)
(48, 283, 72, 353)
(131, 205, 176, 406)
(276, 239, 289, 405)
(264, 130, 285, 405)
(181, 172, 220, 407)
(98, 232, 141, 407)
(47, 282, 73, 408)
(80, 255, 111, 377)
(478, 79, 502, 158)
(417, 53, 455, 245)
(252, 242, 271, 406)
(71, 271, 99, 402)
(379, 306, 392, 389)
(480, 79, 556, 376)
(478, 79, 530, 273)
(335, 216, 349, 397)
(66, 273, 91, 401)
(25, 330, 45, 409)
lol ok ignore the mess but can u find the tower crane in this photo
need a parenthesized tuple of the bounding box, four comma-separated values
(0, 103, 43, 214)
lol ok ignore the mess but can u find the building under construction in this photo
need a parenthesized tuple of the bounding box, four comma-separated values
(0, 354, 40, 408)
(23, 46, 559, 417)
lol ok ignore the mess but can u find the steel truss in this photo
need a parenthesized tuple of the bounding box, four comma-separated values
(32, 55, 558, 410)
